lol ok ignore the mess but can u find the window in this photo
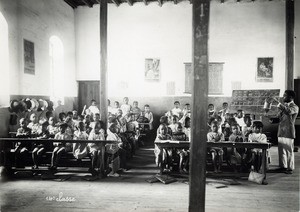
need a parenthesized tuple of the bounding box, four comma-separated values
(49, 36, 64, 104)
(184, 62, 224, 95)
(0, 12, 9, 106)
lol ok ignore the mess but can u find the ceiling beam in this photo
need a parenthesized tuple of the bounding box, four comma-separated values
(82, 0, 93, 7)
(221, 0, 224, 3)
(64, 0, 77, 8)
(158, 0, 162, 7)
(143, 0, 148, 5)
(174, 0, 178, 4)
(189, 0, 193, 4)
(127, 0, 133, 6)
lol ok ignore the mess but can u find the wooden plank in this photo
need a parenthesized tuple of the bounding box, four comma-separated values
(286, 0, 294, 90)
(100, 0, 108, 129)
(189, 0, 210, 211)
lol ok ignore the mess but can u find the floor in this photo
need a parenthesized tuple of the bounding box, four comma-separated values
(0, 144, 299, 212)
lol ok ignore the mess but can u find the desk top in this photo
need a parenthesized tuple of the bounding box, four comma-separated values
(0, 138, 118, 144)
(155, 140, 270, 149)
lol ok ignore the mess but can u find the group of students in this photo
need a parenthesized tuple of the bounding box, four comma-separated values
(11, 97, 154, 177)
(154, 100, 269, 174)
(154, 101, 192, 174)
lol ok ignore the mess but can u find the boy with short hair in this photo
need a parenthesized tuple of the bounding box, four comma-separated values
(144, 104, 153, 130)
(171, 101, 182, 119)
(120, 97, 132, 117)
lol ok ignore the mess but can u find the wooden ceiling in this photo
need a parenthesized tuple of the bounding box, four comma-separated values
(64, 0, 272, 8)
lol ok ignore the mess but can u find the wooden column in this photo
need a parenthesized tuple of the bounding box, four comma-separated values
(189, 1, 210, 212)
(286, 0, 294, 90)
(100, 0, 108, 128)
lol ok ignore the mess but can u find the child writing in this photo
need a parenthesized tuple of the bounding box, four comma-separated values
(207, 121, 225, 173)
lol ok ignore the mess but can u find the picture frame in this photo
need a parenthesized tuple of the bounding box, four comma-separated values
(24, 39, 35, 75)
(145, 58, 160, 81)
(256, 57, 273, 82)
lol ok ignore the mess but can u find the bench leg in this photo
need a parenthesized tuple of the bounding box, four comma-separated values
(262, 149, 268, 185)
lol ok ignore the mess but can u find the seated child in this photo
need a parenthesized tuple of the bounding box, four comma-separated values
(171, 101, 183, 119)
(116, 109, 127, 133)
(207, 104, 217, 119)
(27, 113, 40, 138)
(107, 99, 114, 116)
(228, 123, 245, 172)
(50, 123, 72, 170)
(112, 101, 120, 115)
(248, 121, 268, 172)
(168, 115, 179, 133)
(183, 117, 191, 140)
(172, 123, 189, 173)
(182, 103, 191, 117)
(144, 104, 153, 130)
(47, 116, 58, 138)
(15, 118, 31, 167)
(131, 101, 141, 121)
(73, 121, 88, 160)
(87, 121, 105, 176)
(242, 115, 252, 140)
(32, 121, 51, 169)
(207, 121, 225, 173)
(235, 109, 246, 130)
(90, 113, 101, 130)
(120, 97, 132, 117)
(106, 124, 127, 177)
(154, 124, 172, 169)
(84, 114, 92, 135)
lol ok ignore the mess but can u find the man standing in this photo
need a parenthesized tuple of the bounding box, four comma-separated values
(272, 90, 299, 174)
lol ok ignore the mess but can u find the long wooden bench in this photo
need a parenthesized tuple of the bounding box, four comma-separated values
(154, 140, 271, 184)
(0, 138, 119, 176)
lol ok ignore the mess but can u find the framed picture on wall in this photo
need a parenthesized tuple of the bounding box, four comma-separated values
(24, 39, 35, 75)
(256, 57, 273, 82)
(145, 58, 160, 81)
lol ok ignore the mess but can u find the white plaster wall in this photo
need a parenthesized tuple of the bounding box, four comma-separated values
(0, 0, 77, 98)
(295, 0, 300, 79)
(75, 0, 288, 97)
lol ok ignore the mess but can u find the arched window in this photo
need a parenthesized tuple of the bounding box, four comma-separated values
(0, 12, 9, 107)
(49, 36, 64, 105)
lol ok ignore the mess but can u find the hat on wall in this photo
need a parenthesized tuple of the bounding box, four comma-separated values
(25, 98, 32, 111)
(31, 98, 39, 111)
(30, 99, 35, 111)
(9, 100, 20, 113)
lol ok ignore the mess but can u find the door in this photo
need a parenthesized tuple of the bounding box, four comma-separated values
(78, 81, 100, 115)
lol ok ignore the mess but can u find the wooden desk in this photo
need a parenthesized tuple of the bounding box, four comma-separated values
(0, 138, 118, 174)
(155, 140, 271, 183)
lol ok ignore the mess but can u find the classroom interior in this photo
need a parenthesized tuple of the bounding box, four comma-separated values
(0, 0, 300, 211)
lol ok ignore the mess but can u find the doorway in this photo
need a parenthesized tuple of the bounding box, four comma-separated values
(78, 81, 100, 115)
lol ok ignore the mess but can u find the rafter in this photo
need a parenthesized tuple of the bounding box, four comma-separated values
(82, 0, 93, 7)
(221, 0, 224, 3)
(158, 0, 162, 7)
(174, 0, 178, 4)
(64, 0, 77, 8)
(127, 0, 133, 6)
(143, 0, 148, 5)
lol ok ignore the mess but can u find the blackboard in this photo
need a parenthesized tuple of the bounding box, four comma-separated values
(231, 89, 280, 115)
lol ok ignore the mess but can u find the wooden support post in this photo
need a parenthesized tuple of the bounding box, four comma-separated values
(189, 0, 210, 212)
(100, 0, 108, 128)
(286, 0, 294, 90)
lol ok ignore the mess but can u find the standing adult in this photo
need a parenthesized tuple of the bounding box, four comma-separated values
(271, 90, 299, 174)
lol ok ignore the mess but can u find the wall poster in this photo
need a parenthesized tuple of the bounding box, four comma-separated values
(145, 58, 160, 81)
(256, 57, 273, 82)
(24, 39, 35, 75)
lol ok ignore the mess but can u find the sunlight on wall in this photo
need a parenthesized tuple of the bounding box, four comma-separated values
(0, 12, 9, 107)
(49, 36, 65, 105)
